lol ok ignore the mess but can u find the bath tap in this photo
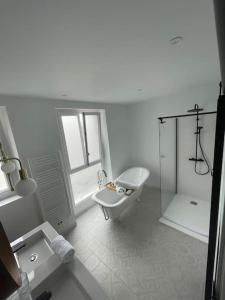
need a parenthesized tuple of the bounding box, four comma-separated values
(97, 169, 108, 189)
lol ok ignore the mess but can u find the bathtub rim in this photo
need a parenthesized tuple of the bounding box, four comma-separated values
(115, 167, 150, 190)
(92, 188, 139, 208)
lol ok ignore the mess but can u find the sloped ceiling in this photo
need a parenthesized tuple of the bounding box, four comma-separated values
(0, 0, 220, 103)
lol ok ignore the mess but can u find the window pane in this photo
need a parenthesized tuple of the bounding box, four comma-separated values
(85, 115, 101, 163)
(70, 163, 101, 203)
(0, 169, 8, 192)
(62, 115, 85, 170)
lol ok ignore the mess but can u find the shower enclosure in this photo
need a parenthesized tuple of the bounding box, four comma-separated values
(159, 106, 217, 242)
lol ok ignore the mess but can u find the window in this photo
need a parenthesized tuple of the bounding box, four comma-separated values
(58, 110, 103, 203)
(0, 106, 19, 200)
(61, 115, 85, 170)
(0, 141, 14, 198)
(70, 163, 101, 202)
(0, 169, 9, 193)
(84, 114, 101, 163)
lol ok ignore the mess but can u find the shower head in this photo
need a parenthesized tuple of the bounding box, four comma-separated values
(187, 104, 203, 113)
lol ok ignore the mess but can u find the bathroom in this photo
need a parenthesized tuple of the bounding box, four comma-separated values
(1, 0, 225, 300)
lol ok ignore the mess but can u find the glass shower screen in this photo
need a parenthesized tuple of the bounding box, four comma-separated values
(159, 118, 177, 215)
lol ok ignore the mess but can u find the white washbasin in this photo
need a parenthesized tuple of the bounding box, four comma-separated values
(115, 167, 150, 189)
(11, 222, 108, 300)
(32, 264, 90, 300)
(14, 231, 54, 274)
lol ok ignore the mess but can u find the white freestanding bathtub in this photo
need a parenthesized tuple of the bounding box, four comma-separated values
(92, 167, 150, 220)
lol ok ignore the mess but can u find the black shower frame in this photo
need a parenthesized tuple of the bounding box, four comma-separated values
(204, 96, 225, 300)
(158, 110, 217, 124)
(158, 101, 225, 300)
(158, 110, 217, 196)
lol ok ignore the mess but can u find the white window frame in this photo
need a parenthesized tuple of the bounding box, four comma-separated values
(0, 136, 16, 200)
(0, 172, 13, 200)
(57, 109, 103, 176)
(0, 111, 17, 200)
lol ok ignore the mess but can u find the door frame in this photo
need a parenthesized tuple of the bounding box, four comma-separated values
(205, 95, 225, 300)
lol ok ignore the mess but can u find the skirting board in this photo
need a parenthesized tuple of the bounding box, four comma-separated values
(75, 197, 96, 217)
(159, 217, 208, 244)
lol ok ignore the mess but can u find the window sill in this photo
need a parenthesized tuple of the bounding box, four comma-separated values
(0, 194, 22, 208)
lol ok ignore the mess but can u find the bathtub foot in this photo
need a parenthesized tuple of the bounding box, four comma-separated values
(101, 206, 110, 221)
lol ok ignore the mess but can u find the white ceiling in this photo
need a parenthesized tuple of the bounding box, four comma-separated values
(0, 0, 220, 103)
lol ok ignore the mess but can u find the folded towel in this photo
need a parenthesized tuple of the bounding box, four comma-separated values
(50, 235, 75, 263)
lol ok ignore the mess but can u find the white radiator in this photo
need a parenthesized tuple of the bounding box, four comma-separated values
(28, 153, 76, 233)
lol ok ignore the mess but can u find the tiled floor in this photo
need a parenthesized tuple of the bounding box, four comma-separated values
(66, 187, 208, 300)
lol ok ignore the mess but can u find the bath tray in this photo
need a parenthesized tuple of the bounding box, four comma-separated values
(105, 182, 134, 196)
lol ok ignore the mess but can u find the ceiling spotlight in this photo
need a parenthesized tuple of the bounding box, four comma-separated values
(169, 36, 183, 45)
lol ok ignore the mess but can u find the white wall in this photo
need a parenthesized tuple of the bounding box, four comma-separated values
(0, 195, 41, 242)
(0, 95, 131, 241)
(0, 83, 219, 241)
(128, 83, 218, 190)
(177, 114, 216, 202)
(214, 0, 225, 91)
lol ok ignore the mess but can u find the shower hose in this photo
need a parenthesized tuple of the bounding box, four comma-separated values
(195, 130, 213, 176)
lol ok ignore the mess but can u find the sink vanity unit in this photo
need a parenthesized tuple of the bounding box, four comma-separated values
(10, 222, 108, 300)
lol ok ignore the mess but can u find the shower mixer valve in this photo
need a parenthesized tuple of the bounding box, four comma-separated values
(187, 104, 211, 175)
(189, 157, 204, 162)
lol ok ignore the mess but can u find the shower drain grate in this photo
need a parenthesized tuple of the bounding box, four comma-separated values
(190, 201, 198, 206)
